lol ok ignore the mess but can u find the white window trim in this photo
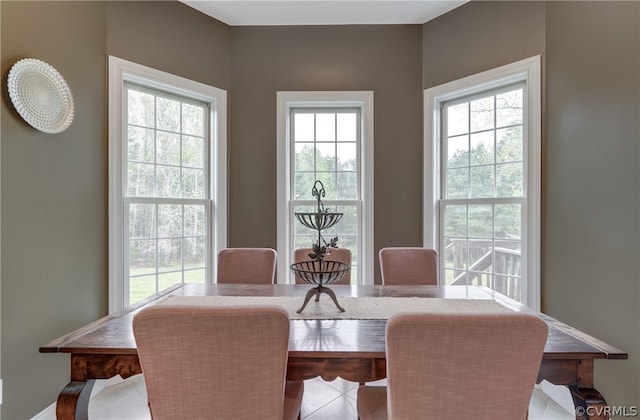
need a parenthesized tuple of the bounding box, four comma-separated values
(276, 91, 374, 285)
(423, 56, 541, 310)
(108, 56, 227, 313)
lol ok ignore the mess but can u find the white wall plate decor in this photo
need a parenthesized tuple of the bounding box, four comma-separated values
(7, 58, 74, 134)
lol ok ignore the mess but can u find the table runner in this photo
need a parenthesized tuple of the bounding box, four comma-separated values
(160, 295, 510, 320)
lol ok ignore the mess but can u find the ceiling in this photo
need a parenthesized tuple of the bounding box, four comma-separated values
(180, 1, 468, 26)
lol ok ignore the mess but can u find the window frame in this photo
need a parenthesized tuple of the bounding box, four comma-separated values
(423, 56, 541, 310)
(108, 56, 227, 313)
(276, 91, 374, 285)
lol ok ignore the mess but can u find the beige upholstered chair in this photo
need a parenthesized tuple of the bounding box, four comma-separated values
(293, 247, 352, 285)
(357, 311, 548, 420)
(378, 247, 438, 285)
(133, 304, 303, 420)
(217, 247, 277, 284)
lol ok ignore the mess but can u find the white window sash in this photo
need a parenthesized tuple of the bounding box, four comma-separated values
(424, 56, 541, 310)
(108, 56, 227, 313)
(277, 91, 374, 285)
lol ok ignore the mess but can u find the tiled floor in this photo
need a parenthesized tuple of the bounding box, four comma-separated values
(39, 374, 576, 419)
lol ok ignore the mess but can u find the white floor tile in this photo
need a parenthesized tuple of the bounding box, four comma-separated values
(88, 375, 150, 420)
(528, 382, 575, 420)
(300, 377, 344, 417)
(304, 394, 358, 420)
(321, 377, 359, 394)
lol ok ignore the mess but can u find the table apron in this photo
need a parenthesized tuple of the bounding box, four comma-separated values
(537, 359, 594, 388)
(71, 354, 142, 381)
(68, 353, 595, 388)
(287, 356, 386, 383)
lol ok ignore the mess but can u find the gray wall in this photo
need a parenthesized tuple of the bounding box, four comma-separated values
(422, 1, 545, 86)
(1, 2, 108, 418)
(106, 1, 231, 91)
(1, 1, 638, 418)
(544, 1, 639, 410)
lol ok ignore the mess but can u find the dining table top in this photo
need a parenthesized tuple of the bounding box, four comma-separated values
(40, 282, 627, 362)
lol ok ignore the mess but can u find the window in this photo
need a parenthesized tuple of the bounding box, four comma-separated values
(424, 57, 541, 309)
(277, 92, 374, 285)
(109, 56, 227, 312)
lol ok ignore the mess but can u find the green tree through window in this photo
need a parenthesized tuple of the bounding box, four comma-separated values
(442, 86, 525, 301)
(126, 84, 209, 305)
(291, 109, 360, 282)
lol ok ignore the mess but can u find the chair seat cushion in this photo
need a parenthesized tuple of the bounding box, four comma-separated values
(357, 386, 388, 420)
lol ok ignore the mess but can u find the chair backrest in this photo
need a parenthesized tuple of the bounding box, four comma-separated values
(293, 248, 351, 285)
(378, 247, 438, 285)
(217, 247, 277, 284)
(385, 311, 548, 420)
(133, 304, 291, 420)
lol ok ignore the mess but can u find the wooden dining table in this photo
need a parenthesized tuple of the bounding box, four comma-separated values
(40, 283, 627, 420)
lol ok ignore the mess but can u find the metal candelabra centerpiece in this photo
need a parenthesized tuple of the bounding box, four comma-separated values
(291, 180, 350, 313)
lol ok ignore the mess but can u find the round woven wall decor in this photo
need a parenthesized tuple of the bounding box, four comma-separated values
(7, 58, 74, 134)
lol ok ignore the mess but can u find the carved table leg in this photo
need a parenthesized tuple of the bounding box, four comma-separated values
(56, 379, 95, 420)
(570, 385, 609, 420)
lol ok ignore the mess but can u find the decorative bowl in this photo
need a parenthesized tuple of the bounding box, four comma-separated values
(290, 260, 350, 286)
(294, 212, 343, 231)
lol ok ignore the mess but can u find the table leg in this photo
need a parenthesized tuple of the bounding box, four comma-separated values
(569, 386, 610, 420)
(55, 379, 95, 420)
